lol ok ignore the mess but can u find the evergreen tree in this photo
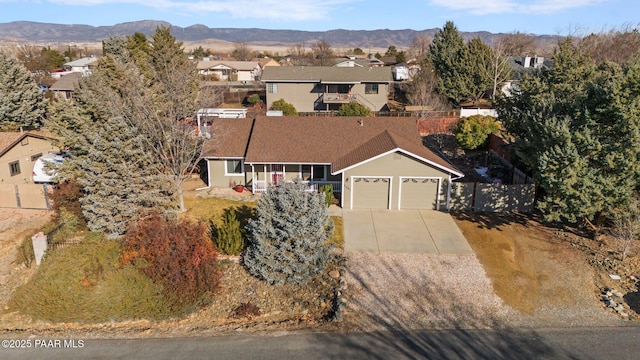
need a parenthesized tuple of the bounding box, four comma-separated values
(429, 21, 473, 105)
(0, 53, 48, 131)
(455, 115, 501, 150)
(461, 38, 494, 104)
(48, 39, 176, 235)
(244, 180, 334, 285)
(497, 39, 640, 225)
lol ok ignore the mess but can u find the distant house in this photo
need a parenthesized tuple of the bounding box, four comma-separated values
(49, 72, 82, 101)
(201, 116, 463, 210)
(258, 58, 280, 69)
(260, 66, 394, 113)
(501, 54, 552, 97)
(63, 56, 99, 75)
(0, 131, 59, 184)
(197, 60, 261, 81)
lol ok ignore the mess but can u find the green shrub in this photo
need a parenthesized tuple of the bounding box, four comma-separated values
(270, 99, 298, 116)
(319, 184, 334, 207)
(247, 93, 262, 105)
(455, 115, 501, 150)
(244, 179, 334, 285)
(211, 208, 246, 256)
(336, 101, 372, 116)
(122, 213, 221, 311)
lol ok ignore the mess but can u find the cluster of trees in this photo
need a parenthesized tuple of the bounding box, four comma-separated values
(497, 38, 640, 231)
(413, 21, 513, 108)
(48, 26, 202, 235)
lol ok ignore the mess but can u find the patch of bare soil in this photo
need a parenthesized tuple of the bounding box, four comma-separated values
(0, 209, 53, 307)
(452, 212, 628, 326)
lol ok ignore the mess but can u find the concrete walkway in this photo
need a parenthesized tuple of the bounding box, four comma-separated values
(342, 209, 473, 254)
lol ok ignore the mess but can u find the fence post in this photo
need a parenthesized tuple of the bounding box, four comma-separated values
(43, 184, 51, 210)
(14, 184, 21, 209)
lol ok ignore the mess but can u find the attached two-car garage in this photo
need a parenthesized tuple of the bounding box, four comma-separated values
(350, 175, 441, 210)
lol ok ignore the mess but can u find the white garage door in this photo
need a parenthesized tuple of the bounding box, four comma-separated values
(352, 177, 390, 209)
(399, 177, 439, 210)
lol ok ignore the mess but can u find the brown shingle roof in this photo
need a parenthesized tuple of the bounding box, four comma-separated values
(202, 116, 461, 176)
(201, 118, 254, 158)
(0, 131, 58, 157)
(49, 72, 82, 91)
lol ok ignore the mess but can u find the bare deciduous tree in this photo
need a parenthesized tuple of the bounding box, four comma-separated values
(232, 42, 253, 61)
(311, 40, 334, 66)
(610, 199, 640, 261)
(287, 42, 312, 65)
(409, 33, 432, 60)
(499, 31, 538, 56)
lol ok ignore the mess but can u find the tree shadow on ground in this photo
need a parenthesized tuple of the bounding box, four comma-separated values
(314, 254, 580, 359)
(450, 210, 531, 231)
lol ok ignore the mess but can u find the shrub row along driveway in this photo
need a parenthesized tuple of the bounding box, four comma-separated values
(342, 209, 473, 254)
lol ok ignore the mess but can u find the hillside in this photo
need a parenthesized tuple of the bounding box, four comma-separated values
(0, 20, 559, 50)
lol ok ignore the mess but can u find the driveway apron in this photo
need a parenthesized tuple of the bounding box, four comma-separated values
(343, 209, 473, 254)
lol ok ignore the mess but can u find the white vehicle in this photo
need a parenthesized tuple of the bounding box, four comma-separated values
(32, 153, 66, 183)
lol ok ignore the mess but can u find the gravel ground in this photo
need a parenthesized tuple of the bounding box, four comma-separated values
(339, 253, 623, 332)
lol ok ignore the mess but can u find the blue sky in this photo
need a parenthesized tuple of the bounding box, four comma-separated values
(0, 0, 637, 35)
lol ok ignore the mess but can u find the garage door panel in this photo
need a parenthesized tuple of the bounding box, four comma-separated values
(400, 178, 438, 209)
(353, 178, 390, 209)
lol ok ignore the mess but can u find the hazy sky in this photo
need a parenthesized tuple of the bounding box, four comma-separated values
(0, 0, 637, 35)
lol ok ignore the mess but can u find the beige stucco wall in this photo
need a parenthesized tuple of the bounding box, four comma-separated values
(0, 137, 59, 184)
(207, 159, 249, 188)
(266, 82, 389, 113)
(0, 183, 50, 209)
(341, 152, 450, 209)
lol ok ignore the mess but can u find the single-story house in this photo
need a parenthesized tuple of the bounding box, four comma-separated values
(49, 72, 82, 100)
(197, 60, 261, 81)
(201, 116, 463, 210)
(63, 56, 99, 74)
(0, 131, 59, 184)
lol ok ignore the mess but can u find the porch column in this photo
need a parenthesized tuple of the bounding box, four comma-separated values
(251, 164, 255, 194)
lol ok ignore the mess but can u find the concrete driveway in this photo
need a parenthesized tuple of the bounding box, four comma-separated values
(342, 209, 473, 254)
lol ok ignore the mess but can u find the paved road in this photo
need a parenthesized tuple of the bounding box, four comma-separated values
(2, 326, 639, 359)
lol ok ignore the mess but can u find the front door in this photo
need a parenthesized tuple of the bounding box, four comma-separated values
(271, 164, 284, 185)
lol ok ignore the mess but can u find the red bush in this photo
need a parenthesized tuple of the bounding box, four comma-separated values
(122, 213, 220, 308)
(50, 179, 85, 223)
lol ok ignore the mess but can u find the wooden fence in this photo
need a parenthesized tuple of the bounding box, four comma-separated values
(450, 183, 536, 212)
(0, 183, 51, 209)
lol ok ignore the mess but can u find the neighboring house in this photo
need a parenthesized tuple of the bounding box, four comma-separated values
(501, 54, 552, 97)
(0, 131, 59, 184)
(258, 58, 280, 69)
(63, 56, 99, 74)
(49, 72, 82, 101)
(201, 116, 463, 210)
(261, 66, 394, 113)
(197, 60, 261, 81)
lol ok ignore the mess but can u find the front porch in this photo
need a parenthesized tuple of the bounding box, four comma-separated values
(247, 163, 342, 195)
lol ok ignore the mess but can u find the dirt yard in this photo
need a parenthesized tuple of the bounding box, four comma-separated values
(0, 209, 53, 308)
(452, 212, 636, 326)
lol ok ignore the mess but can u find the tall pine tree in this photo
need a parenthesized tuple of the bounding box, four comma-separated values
(0, 53, 48, 131)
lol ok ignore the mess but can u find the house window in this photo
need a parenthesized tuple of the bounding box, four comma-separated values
(225, 159, 244, 175)
(365, 83, 379, 94)
(9, 161, 21, 176)
(31, 153, 43, 162)
(267, 83, 278, 94)
(301, 165, 326, 180)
